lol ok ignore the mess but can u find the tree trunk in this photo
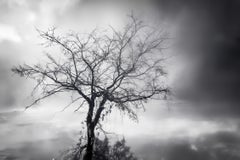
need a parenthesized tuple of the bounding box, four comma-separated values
(83, 122, 95, 160)
(83, 100, 105, 160)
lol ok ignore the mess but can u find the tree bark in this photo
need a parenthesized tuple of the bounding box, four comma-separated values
(83, 101, 95, 160)
(83, 122, 95, 160)
(83, 98, 106, 160)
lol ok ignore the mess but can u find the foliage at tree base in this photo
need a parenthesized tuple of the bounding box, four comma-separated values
(60, 137, 138, 160)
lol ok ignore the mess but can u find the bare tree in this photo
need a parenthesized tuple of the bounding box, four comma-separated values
(12, 14, 169, 160)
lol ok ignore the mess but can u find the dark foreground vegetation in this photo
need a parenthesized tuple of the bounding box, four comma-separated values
(60, 137, 138, 160)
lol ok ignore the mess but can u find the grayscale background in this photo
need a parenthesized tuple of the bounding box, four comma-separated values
(0, 0, 240, 159)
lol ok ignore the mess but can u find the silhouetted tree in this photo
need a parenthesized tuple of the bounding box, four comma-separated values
(12, 14, 169, 160)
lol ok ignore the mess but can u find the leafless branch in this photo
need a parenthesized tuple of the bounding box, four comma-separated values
(13, 14, 170, 159)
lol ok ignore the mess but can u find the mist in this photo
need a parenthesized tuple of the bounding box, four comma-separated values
(0, 0, 240, 159)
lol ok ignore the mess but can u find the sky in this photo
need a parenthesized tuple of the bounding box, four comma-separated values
(0, 0, 240, 159)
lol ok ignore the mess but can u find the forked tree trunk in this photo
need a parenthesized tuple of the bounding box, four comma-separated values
(83, 100, 105, 160)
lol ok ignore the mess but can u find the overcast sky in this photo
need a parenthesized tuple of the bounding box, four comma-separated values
(0, 0, 240, 159)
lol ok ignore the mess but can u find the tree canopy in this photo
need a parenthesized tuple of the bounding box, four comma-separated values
(12, 14, 169, 160)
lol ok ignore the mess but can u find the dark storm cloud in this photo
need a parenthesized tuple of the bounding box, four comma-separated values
(132, 131, 240, 160)
(150, 0, 240, 117)
(179, 0, 240, 101)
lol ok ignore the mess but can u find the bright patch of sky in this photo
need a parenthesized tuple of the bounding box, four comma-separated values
(0, 24, 21, 43)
